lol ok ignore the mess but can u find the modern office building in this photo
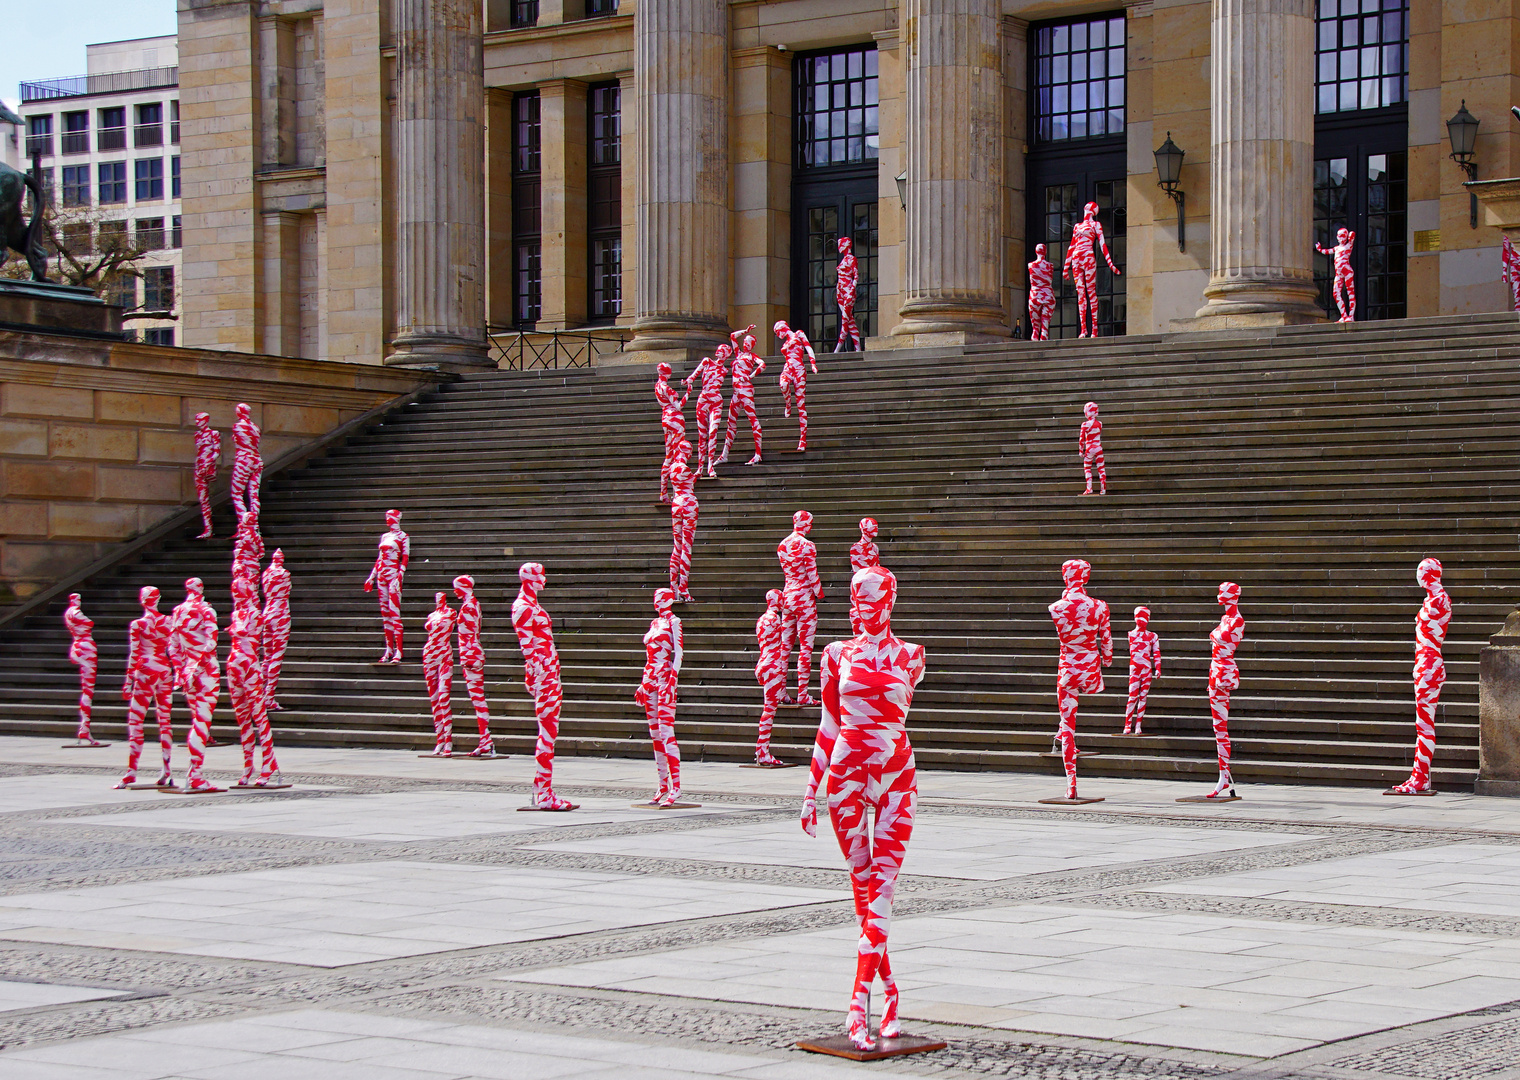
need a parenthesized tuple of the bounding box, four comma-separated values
(18, 36, 181, 345)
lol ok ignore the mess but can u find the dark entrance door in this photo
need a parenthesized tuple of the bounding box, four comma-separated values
(1025, 148, 1127, 338)
(1314, 108, 1408, 322)
(790, 172, 878, 348)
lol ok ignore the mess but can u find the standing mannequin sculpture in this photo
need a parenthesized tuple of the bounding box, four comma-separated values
(1123, 606, 1160, 736)
(721, 330, 766, 466)
(1047, 559, 1112, 802)
(64, 593, 104, 746)
(227, 571, 280, 786)
(169, 578, 222, 792)
(1027, 243, 1055, 341)
(684, 347, 728, 479)
(668, 448, 698, 603)
(774, 320, 819, 452)
(364, 509, 409, 663)
(230, 403, 262, 524)
(1063, 202, 1120, 338)
(453, 574, 496, 757)
(192, 412, 221, 539)
(801, 564, 926, 1051)
(118, 586, 175, 788)
(421, 592, 456, 756)
(1194, 581, 1245, 801)
(511, 562, 577, 809)
(778, 510, 825, 706)
(261, 549, 290, 711)
(835, 237, 862, 352)
(636, 588, 686, 807)
(1315, 227, 1357, 322)
(850, 517, 880, 571)
(753, 588, 788, 766)
(1388, 558, 1452, 796)
(655, 362, 689, 503)
(1504, 235, 1520, 312)
(1078, 401, 1106, 496)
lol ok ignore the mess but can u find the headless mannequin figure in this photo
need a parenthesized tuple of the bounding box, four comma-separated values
(364, 509, 409, 663)
(1123, 606, 1160, 735)
(1027, 243, 1055, 341)
(1063, 201, 1120, 338)
(512, 562, 577, 809)
(192, 412, 221, 539)
(778, 510, 825, 706)
(1048, 559, 1112, 800)
(118, 586, 175, 787)
(1388, 558, 1452, 795)
(64, 593, 103, 746)
(801, 564, 926, 1051)
(636, 588, 685, 807)
(453, 574, 496, 757)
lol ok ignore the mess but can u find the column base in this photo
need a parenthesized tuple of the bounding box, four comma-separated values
(1170, 309, 1326, 332)
(1179, 279, 1325, 332)
(386, 333, 493, 370)
(867, 330, 1010, 351)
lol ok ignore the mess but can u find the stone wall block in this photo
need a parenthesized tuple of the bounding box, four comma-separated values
(49, 502, 140, 541)
(264, 403, 343, 436)
(0, 419, 48, 457)
(4, 462, 94, 500)
(96, 466, 184, 505)
(97, 392, 182, 427)
(2, 384, 94, 420)
(48, 425, 139, 463)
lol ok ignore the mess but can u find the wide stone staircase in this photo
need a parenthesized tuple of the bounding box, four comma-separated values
(5, 311, 1520, 789)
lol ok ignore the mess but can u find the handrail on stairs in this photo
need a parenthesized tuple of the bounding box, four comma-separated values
(487, 325, 633, 370)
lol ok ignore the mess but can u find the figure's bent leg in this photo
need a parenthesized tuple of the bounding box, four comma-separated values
(153, 682, 175, 784)
(195, 470, 214, 537)
(795, 600, 818, 705)
(1392, 663, 1444, 793)
(644, 695, 671, 802)
(658, 689, 682, 801)
(795, 383, 808, 451)
(75, 653, 97, 742)
(826, 758, 875, 1048)
(1123, 674, 1142, 734)
(720, 397, 741, 463)
(532, 677, 571, 807)
(868, 756, 916, 1038)
(1209, 685, 1234, 796)
(425, 663, 454, 755)
(462, 664, 494, 756)
(1082, 454, 1094, 495)
(755, 673, 783, 764)
(1094, 448, 1106, 493)
(118, 691, 148, 785)
(744, 395, 762, 464)
(230, 463, 248, 521)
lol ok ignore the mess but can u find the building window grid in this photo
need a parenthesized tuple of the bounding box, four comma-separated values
(1033, 14, 1127, 144)
(25, 115, 53, 157)
(586, 0, 618, 13)
(1314, 152, 1406, 320)
(803, 202, 878, 348)
(1040, 180, 1126, 338)
(97, 107, 126, 151)
(794, 46, 879, 170)
(143, 328, 175, 346)
(98, 220, 128, 254)
(61, 165, 90, 207)
(170, 100, 180, 143)
(171, 214, 182, 248)
(136, 217, 166, 251)
(98, 161, 127, 204)
(61, 111, 89, 155)
(512, 91, 542, 328)
(1316, 0, 1408, 114)
(144, 267, 174, 311)
(588, 82, 622, 323)
(135, 102, 164, 147)
(171, 156, 180, 199)
(135, 158, 164, 201)
(511, 1, 539, 28)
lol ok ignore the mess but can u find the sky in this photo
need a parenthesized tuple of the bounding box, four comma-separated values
(4, 1, 178, 106)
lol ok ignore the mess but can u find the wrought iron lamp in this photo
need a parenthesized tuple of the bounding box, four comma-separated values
(896, 170, 907, 210)
(1448, 100, 1480, 228)
(1153, 132, 1185, 252)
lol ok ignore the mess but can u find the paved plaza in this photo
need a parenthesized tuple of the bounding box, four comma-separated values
(0, 737, 1517, 1078)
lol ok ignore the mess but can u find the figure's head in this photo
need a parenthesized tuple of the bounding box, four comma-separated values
(657, 362, 672, 379)
(773, 320, 790, 337)
(792, 510, 813, 535)
(838, 236, 852, 255)
(859, 517, 878, 541)
(765, 588, 782, 610)
(1218, 581, 1241, 606)
(271, 549, 284, 568)
(670, 456, 689, 480)
(519, 561, 546, 591)
(185, 577, 204, 599)
(236, 402, 251, 421)
(1035, 243, 1047, 259)
(715, 344, 732, 361)
(194, 411, 211, 428)
(434, 591, 448, 611)
(1084, 201, 1099, 219)
(742, 334, 756, 352)
(1084, 401, 1099, 420)
(1337, 227, 1350, 243)
(1133, 605, 1150, 630)
(653, 588, 675, 614)
(68, 592, 82, 608)
(239, 507, 258, 531)
(385, 509, 402, 528)
(140, 585, 161, 611)
(850, 565, 898, 635)
(231, 570, 257, 606)
(1418, 557, 1443, 589)
(1061, 559, 1091, 589)
(452, 574, 474, 600)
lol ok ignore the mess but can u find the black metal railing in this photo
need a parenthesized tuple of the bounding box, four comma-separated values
(20, 67, 178, 102)
(487, 326, 631, 370)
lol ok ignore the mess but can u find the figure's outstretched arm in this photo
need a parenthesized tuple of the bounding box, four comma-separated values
(1099, 227, 1120, 274)
(1100, 606, 1114, 667)
(1315, 242, 1332, 256)
(122, 623, 141, 700)
(801, 646, 842, 835)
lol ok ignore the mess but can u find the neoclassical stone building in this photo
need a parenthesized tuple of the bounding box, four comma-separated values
(176, 0, 1520, 365)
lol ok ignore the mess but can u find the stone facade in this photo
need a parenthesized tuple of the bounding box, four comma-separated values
(178, 0, 1520, 363)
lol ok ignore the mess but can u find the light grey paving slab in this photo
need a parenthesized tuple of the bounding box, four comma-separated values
(0, 774, 156, 814)
(0, 979, 127, 1013)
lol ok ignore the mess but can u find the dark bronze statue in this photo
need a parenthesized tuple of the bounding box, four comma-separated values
(0, 161, 49, 282)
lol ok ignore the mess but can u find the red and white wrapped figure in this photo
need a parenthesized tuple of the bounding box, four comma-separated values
(655, 362, 689, 503)
(227, 571, 279, 786)
(364, 509, 409, 664)
(801, 564, 926, 1051)
(774, 319, 819, 452)
(118, 586, 175, 788)
(169, 577, 222, 792)
(1063, 201, 1120, 338)
(721, 328, 766, 466)
(668, 449, 698, 603)
(63, 593, 102, 746)
(230, 402, 262, 525)
(421, 592, 456, 756)
(453, 574, 496, 757)
(1315, 227, 1356, 322)
(779, 510, 825, 706)
(1078, 401, 1106, 496)
(192, 412, 221, 539)
(683, 348, 728, 480)
(1027, 243, 1055, 341)
(1205, 581, 1245, 799)
(1504, 235, 1520, 312)
(636, 588, 685, 806)
(1123, 606, 1160, 736)
(230, 508, 264, 592)
(850, 517, 880, 571)
(512, 562, 577, 809)
(834, 237, 862, 352)
(753, 588, 787, 766)
(261, 550, 290, 712)
(1389, 558, 1452, 795)
(1048, 559, 1113, 800)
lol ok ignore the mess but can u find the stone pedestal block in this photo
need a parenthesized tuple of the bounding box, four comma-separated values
(1478, 608, 1520, 796)
(0, 281, 123, 340)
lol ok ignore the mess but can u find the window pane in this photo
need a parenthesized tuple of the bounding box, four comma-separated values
(1031, 13, 1127, 145)
(1317, 0, 1407, 114)
(793, 45, 880, 170)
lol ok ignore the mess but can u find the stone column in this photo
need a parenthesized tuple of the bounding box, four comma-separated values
(1186, 0, 1322, 328)
(884, 0, 1009, 347)
(623, 0, 728, 363)
(540, 80, 590, 331)
(386, 0, 490, 368)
